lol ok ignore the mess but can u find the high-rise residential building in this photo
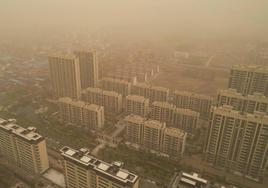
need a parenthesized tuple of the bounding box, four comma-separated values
(143, 119, 166, 151)
(81, 87, 103, 106)
(162, 127, 186, 159)
(204, 106, 268, 181)
(0, 118, 49, 175)
(131, 83, 169, 102)
(151, 101, 176, 125)
(173, 108, 199, 135)
(173, 90, 213, 120)
(74, 50, 99, 89)
(125, 95, 150, 117)
(101, 77, 131, 97)
(131, 82, 151, 99)
(228, 65, 268, 96)
(151, 101, 200, 135)
(217, 89, 268, 114)
(60, 146, 140, 188)
(124, 114, 146, 145)
(58, 97, 104, 129)
(150, 86, 170, 102)
(103, 90, 123, 114)
(124, 115, 187, 160)
(48, 53, 81, 99)
(82, 87, 123, 114)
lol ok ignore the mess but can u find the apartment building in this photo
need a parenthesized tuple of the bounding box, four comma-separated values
(81, 87, 103, 105)
(217, 89, 268, 114)
(173, 90, 213, 120)
(131, 82, 151, 99)
(60, 146, 140, 188)
(82, 87, 123, 114)
(151, 101, 200, 135)
(228, 65, 268, 96)
(173, 108, 200, 135)
(204, 106, 268, 181)
(74, 50, 99, 89)
(124, 114, 146, 145)
(151, 86, 169, 102)
(131, 83, 169, 102)
(48, 53, 81, 99)
(162, 127, 186, 159)
(125, 95, 150, 117)
(124, 115, 186, 160)
(58, 97, 104, 129)
(143, 119, 166, 151)
(0, 118, 49, 175)
(151, 101, 176, 125)
(101, 77, 131, 97)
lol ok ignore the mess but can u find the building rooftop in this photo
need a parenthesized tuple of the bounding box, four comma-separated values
(174, 90, 213, 100)
(83, 87, 103, 94)
(151, 85, 169, 92)
(132, 82, 150, 89)
(126, 95, 149, 103)
(124, 114, 146, 124)
(175, 108, 200, 117)
(144, 119, 166, 129)
(164, 127, 186, 138)
(60, 146, 139, 185)
(0, 117, 43, 143)
(48, 53, 77, 60)
(152, 101, 176, 109)
(213, 106, 268, 122)
(103, 90, 122, 97)
(58, 97, 103, 111)
(219, 89, 268, 102)
(232, 64, 268, 73)
(102, 77, 130, 85)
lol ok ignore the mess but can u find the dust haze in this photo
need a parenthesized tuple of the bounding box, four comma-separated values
(1, 0, 268, 40)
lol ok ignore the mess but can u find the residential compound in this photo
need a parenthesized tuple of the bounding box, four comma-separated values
(74, 50, 99, 89)
(204, 106, 268, 181)
(151, 101, 199, 135)
(48, 53, 81, 99)
(217, 89, 268, 114)
(131, 82, 169, 102)
(82, 87, 123, 114)
(60, 146, 140, 188)
(101, 77, 131, 97)
(228, 65, 268, 96)
(0, 118, 49, 175)
(125, 95, 150, 117)
(173, 90, 213, 120)
(124, 115, 186, 159)
(58, 97, 105, 129)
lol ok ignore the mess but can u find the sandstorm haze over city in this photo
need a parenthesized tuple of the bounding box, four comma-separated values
(0, 1, 268, 188)
(1, 0, 268, 40)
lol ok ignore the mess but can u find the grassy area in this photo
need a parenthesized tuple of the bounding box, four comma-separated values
(97, 145, 180, 186)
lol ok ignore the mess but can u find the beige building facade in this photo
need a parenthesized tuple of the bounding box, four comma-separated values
(0, 118, 49, 175)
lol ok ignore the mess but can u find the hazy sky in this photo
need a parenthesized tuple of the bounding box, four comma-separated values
(0, 0, 268, 39)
